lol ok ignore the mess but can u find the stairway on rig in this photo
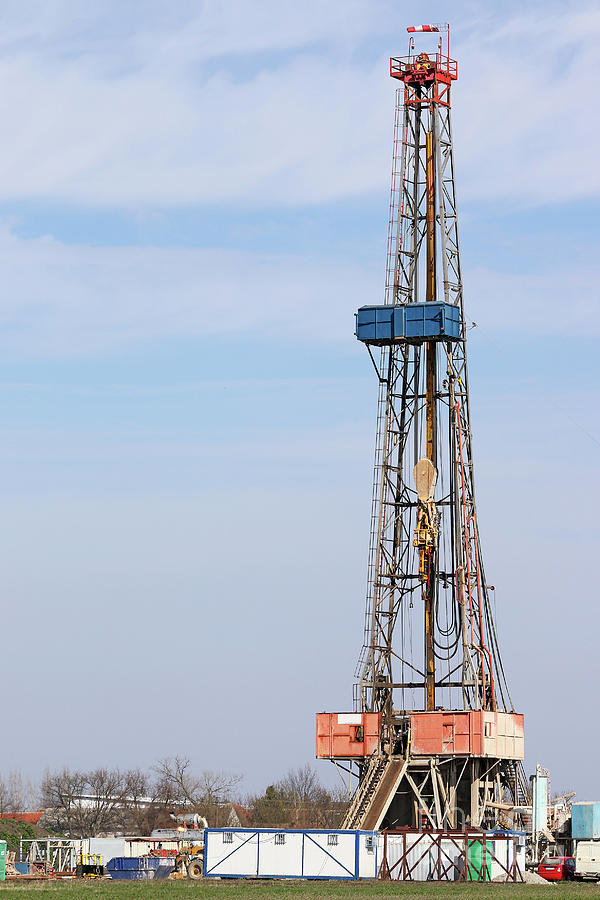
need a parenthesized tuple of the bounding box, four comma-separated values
(514, 764, 533, 832)
(342, 755, 407, 831)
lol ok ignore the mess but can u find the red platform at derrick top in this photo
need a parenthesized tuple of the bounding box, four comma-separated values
(316, 710, 524, 761)
(390, 54, 457, 107)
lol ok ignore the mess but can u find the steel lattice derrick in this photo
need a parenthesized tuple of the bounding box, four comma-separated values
(356, 59, 513, 722)
(319, 33, 533, 833)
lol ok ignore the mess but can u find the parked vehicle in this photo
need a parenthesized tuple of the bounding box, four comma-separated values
(537, 856, 575, 881)
(575, 841, 600, 881)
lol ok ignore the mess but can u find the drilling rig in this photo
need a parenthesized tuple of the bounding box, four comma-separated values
(316, 24, 528, 832)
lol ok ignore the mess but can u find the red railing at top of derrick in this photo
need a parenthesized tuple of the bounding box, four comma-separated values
(390, 54, 458, 83)
(390, 54, 457, 108)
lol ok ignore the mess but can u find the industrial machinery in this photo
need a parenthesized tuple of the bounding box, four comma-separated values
(171, 842, 204, 881)
(75, 853, 104, 878)
(316, 24, 529, 832)
(167, 812, 207, 880)
(169, 811, 208, 831)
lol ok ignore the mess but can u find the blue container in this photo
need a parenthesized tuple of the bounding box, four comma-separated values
(354, 305, 394, 342)
(356, 302, 460, 345)
(572, 802, 600, 839)
(106, 857, 174, 881)
(404, 302, 460, 340)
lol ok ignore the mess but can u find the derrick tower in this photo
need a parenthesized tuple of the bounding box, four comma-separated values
(316, 25, 527, 832)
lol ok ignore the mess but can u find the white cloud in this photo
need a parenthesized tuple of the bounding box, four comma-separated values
(0, 227, 379, 356)
(0, 2, 594, 208)
(0, 227, 595, 358)
(0, 0, 391, 205)
(453, 6, 600, 205)
(464, 264, 600, 337)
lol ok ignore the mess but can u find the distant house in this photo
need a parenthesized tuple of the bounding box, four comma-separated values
(66, 794, 155, 810)
(224, 804, 253, 828)
(0, 811, 45, 825)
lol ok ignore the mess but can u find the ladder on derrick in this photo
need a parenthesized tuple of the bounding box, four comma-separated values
(342, 754, 407, 830)
(514, 764, 532, 831)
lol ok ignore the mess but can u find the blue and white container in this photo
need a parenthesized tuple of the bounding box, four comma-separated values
(204, 828, 378, 880)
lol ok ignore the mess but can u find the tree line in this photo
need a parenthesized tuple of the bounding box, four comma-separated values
(1, 759, 349, 837)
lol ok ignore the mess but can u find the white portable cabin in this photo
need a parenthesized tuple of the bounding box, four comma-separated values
(204, 828, 378, 880)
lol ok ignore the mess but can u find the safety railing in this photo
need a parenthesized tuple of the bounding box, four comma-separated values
(390, 54, 458, 81)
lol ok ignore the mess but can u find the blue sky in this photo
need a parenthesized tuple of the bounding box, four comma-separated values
(0, 0, 598, 804)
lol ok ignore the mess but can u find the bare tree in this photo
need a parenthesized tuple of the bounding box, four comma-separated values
(120, 769, 177, 835)
(41, 768, 130, 837)
(0, 771, 37, 814)
(85, 769, 130, 835)
(154, 757, 242, 827)
(279, 765, 340, 827)
(119, 769, 151, 834)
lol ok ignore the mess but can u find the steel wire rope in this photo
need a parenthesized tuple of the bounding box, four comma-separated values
(405, 350, 420, 690)
(433, 379, 459, 645)
(485, 584, 512, 709)
(437, 390, 453, 712)
(443, 396, 454, 712)
(461, 319, 583, 715)
(400, 577, 405, 713)
(484, 580, 514, 711)
(448, 322, 519, 711)
(431, 370, 460, 713)
(466, 500, 512, 711)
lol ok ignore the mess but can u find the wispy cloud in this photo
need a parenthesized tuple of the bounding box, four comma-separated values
(464, 264, 600, 336)
(0, 226, 596, 358)
(454, 6, 600, 205)
(0, 227, 378, 356)
(0, 2, 594, 208)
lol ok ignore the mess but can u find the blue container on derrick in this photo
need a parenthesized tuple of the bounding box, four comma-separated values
(572, 802, 600, 840)
(355, 301, 460, 345)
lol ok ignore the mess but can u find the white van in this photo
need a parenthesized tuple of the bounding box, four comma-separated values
(576, 842, 600, 880)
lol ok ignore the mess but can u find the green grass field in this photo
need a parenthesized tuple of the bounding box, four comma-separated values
(0, 881, 599, 899)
